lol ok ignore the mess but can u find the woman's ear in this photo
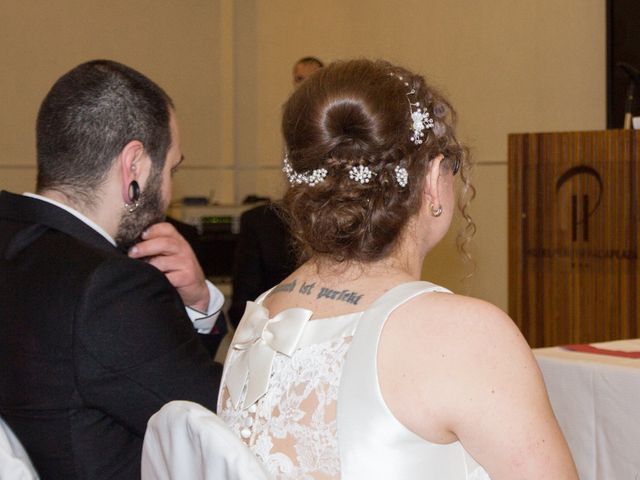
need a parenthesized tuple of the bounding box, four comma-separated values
(118, 140, 150, 203)
(423, 154, 444, 210)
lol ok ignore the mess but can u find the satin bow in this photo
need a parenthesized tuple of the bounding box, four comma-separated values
(225, 301, 313, 410)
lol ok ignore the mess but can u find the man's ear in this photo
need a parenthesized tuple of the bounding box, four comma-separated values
(423, 154, 444, 209)
(118, 140, 150, 203)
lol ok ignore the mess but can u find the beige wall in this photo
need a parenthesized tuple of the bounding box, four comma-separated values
(0, 0, 606, 311)
(0, 0, 233, 199)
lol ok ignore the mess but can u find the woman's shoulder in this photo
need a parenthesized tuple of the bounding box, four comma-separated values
(398, 291, 536, 384)
(382, 289, 537, 413)
(392, 288, 520, 342)
(381, 289, 577, 478)
(379, 289, 543, 444)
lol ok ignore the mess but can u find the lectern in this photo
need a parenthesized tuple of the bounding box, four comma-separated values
(508, 130, 639, 347)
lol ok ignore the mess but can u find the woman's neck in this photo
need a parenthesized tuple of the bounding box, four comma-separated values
(306, 251, 422, 283)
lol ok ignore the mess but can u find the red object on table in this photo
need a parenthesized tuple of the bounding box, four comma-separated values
(563, 343, 640, 359)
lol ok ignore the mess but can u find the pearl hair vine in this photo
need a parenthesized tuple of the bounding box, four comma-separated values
(389, 72, 434, 145)
(283, 155, 409, 188)
(282, 155, 327, 186)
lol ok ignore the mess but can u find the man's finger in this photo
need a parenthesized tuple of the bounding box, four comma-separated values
(142, 222, 178, 239)
(129, 237, 179, 259)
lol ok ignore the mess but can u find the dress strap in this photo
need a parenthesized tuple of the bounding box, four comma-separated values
(337, 281, 452, 479)
(369, 281, 451, 311)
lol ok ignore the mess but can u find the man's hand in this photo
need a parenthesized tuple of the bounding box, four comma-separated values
(128, 222, 210, 312)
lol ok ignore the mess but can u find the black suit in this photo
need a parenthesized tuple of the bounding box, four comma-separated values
(0, 191, 221, 479)
(228, 204, 297, 328)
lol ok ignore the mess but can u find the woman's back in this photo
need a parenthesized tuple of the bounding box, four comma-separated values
(218, 274, 490, 479)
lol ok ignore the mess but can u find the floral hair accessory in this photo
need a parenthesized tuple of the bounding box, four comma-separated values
(394, 166, 408, 187)
(389, 72, 434, 145)
(349, 165, 375, 184)
(283, 156, 408, 188)
(283, 154, 327, 186)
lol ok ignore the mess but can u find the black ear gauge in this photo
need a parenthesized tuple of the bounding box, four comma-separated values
(128, 180, 141, 202)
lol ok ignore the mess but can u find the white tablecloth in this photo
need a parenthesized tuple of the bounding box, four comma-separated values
(535, 339, 640, 480)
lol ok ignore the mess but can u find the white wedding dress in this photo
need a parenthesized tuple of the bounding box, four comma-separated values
(219, 281, 491, 479)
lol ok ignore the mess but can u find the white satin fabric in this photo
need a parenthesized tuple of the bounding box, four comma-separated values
(0, 416, 39, 480)
(219, 281, 491, 479)
(225, 302, 314, 409)
(337, 281, 490, 479)
(142, 401, 271, 480)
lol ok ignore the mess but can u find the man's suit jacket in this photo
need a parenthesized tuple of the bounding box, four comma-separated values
(228, 204, 297, 328)
(0, 191, 222, 480)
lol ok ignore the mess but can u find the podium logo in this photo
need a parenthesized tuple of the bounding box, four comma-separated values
(555, 165, 603, 242)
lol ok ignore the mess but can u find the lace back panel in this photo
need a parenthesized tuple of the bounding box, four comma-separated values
(219, 311, 360, 480)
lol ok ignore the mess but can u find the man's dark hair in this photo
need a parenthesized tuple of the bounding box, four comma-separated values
(36, 60, 174, 205)
(295, 56, 324, 69)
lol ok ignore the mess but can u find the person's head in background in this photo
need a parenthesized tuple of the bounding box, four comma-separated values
(35, 59, 182, 249)
(281, 59, 473, 266)
(292, 56, 324, 87)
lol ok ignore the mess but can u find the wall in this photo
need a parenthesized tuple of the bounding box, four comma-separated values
(0, 0, 233, 200)
(0, 0, 606, 311)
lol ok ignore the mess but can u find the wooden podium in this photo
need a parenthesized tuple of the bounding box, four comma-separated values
(508, 130, 639, 347)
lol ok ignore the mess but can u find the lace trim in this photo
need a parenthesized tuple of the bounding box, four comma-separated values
(220, 336, 351, 479)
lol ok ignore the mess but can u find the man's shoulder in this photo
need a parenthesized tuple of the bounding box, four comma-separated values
(89, 251, 174, 290)
(1, 215, 162, 289)
(0, 191, 116, 256)
(11, 222, 118, 268)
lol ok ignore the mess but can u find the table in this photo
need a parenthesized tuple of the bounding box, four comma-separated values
(535, 339, 640, 480)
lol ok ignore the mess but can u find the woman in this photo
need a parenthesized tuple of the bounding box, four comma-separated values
(218, 59, 577, 479)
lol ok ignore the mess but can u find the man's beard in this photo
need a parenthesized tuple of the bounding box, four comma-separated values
(115, 169, 166, 250)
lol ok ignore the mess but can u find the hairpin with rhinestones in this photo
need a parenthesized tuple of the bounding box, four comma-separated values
(394, 166, 408, 187)
(389, 72, 434, 145)
(349, 165, 375, 184)
(283, 154, 327, 186)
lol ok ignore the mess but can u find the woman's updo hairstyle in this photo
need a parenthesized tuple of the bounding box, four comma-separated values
(282, 59, 469, 263)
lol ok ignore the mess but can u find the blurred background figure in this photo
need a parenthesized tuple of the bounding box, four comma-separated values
(292, 56, 324, 87)
(227, 200, 297, 329)
(228, 56, 325, 329)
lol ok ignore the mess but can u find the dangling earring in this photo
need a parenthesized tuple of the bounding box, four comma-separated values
(430, 204, 443, 217)
(125, 180, 140, 213)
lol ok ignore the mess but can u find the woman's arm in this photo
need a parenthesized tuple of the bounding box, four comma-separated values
(379, 293, 578, 479)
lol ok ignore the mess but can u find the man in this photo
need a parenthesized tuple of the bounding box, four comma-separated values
(292, 56, 323, 87)
(0, 60, 223, 479)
